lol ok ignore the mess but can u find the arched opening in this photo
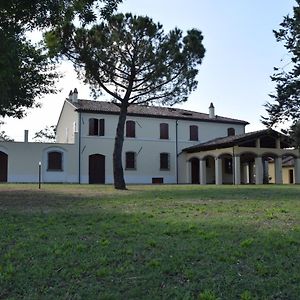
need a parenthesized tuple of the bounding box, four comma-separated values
(203, 155, 215, 184)
(262, 152, 278, 184)
(89, 154, 105, 184)
(240, 152, 257, 184)
(0, 151, 8, 182)
(190, 157, 200, 184)
(227, 127, 235, 136)
(219, 153, 233, 184)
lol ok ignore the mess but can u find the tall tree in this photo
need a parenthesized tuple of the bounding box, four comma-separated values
(0, 121, 14, 142)
(33, 125, 56, 143)
(0, 0, 121, 118)
(262, 0, 300, 128)
(47, 13, 205, 189)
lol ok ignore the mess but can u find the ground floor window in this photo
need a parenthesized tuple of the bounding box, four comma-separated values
(48, 151, 63, 171)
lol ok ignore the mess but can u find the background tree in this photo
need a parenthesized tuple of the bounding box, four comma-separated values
(0, 121, 14, 141)
(0, 0, 121, 118)
(262, 0, 300, 129)
(33, 125, 56, 143)
(48, 13, 205, 189)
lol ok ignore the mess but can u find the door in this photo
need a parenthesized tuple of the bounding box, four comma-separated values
(0, 151, 8, 182)
(89, 154, 105, 184)
(190, 158, 200, 184)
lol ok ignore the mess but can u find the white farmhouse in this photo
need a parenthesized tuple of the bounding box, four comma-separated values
(1, 89, 299, 185)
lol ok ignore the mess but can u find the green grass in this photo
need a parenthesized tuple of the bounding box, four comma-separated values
(0, 184, 300, 299)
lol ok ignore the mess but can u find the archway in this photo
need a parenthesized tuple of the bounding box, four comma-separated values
(240, 152, 257, 184)
(0, 151, 8, 182)
(89, 154, 105, 184)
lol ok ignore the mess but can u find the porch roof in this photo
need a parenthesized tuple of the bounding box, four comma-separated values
(183, 129, 292, 153)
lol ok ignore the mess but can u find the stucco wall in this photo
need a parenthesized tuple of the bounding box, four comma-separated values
(56, 101, 78, 143)
(0, 138, 78, 183)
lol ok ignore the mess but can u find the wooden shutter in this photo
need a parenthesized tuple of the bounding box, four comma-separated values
(89, 118, 99, 135)
(160, 123, 169, 139)
(160, 153, 169, 170)
(48, 152, 62, 170)
(126, 121, 135, 137)
(126, 152, 135, 169)
(190, 125, 198, 141)
(99, 119, 105, 136)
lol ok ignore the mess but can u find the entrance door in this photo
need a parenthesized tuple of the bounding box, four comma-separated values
(0, 151, 8, 182)
(89, 154, 105, 184)
(190, 158, 200, 184)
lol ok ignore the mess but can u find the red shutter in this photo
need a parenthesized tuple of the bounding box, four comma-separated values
(190, 125, 198, 141)
(160, 123, 169, 139)
(126, 121, 135, 137)
(126, 152, 135, 169)
(160, 153, 169, 170)
(99, 119, 105, 136)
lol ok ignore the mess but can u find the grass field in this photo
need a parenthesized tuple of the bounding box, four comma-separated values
(0, 184, 300, 299)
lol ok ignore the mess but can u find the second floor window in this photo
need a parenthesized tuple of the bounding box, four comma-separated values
(89, 118, 105, 136)
(160, 123, 169, 139)
(227, 127, 235, 136)
(126, 120, 136, 138)
(190, 125, 198, 141)
(125, 152, 136, 169)
(160, 153, 170, 170)
(48, 151, 63, 171)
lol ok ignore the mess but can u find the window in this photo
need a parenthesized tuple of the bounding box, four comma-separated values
(160, 123, 169, 139)
(224, 158, 232, 174)
(160, 153, 170, 170)
(190, 125, 198, 141)
(125, 152, 136, 169)
(227, 127, 235, 136)
(48, 151, 63, 171)
(89, 118, 105, 136)
(126, 120, 136, 138)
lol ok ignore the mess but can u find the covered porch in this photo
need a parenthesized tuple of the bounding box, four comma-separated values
(183, 129, 300, 185)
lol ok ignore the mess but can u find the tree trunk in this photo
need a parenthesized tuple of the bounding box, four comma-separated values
(113, 103, 128, 189)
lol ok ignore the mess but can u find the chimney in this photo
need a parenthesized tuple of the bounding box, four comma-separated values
(24, 130, 29, 143)
(68, 90, 73, 101)
(209, 102, 215, 119)
(72, 88, 78, 103)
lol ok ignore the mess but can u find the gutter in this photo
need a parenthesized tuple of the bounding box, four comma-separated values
(78, 112, 82, 184)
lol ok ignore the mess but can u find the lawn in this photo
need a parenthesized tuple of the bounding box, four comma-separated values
(0, 184, 300, 299)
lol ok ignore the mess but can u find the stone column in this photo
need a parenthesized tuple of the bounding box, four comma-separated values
(275, 156, 283, 184)
(255, 156, 263, 184)
(234, 155, 241, 185)
(186, 160, 191, 184)
(200, 159, 206, 185)
(294, 157, 300, 184)
(215, 157, 223, 185)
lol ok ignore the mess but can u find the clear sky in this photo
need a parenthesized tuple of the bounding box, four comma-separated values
(1, 0, 296, 141)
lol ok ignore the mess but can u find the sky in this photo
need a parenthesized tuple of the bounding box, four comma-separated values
(1, 0, 297, 141)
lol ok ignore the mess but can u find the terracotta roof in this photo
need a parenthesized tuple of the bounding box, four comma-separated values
(183, 129, 292, 153)
(70, 99, 249, 125)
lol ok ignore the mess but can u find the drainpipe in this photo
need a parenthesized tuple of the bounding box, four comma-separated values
(232, 146, 235, 185)
(176, 120, 179, 184)
(78, 112, 82, 184)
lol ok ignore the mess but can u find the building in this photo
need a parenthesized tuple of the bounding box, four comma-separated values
(0, 90, 299, 184)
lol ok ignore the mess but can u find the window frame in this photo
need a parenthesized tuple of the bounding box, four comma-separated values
(160, 152, 170, 170)
(126, 120, 136, 138)
(47, 151, 63, 171)
(89, 118, 105, 136)
(125, 151, 136, 170)
(189, 125, 199, 141)
(160, 123, 169, 139)
(227, 127, 235, 136)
